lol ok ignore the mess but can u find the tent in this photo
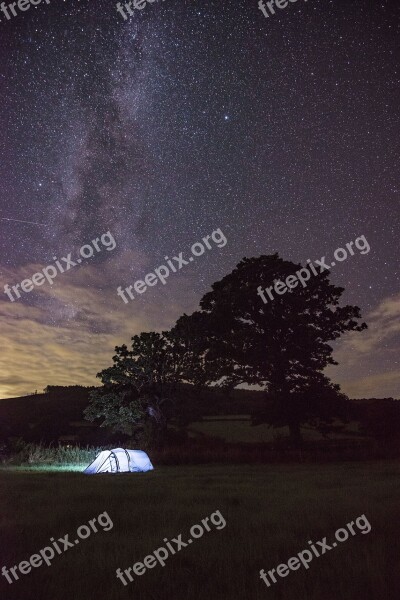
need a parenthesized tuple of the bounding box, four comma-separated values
(83, 448, 154, 474)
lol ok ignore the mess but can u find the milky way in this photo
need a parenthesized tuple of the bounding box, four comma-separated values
(0, 0, 399, 398)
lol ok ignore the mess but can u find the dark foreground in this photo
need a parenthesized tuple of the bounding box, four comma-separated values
(1, 462, 399, 600)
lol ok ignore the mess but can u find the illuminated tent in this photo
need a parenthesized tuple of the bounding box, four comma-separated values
(83, 448, 154, 474)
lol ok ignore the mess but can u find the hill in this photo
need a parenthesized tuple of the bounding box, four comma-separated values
(0, 385, 398, 446)
(0, 384, 266, 445)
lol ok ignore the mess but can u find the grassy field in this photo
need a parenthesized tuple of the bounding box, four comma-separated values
(1, 461, 399, 600)
(189, 416, 363, 443)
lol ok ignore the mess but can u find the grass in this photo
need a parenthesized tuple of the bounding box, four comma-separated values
(3, 443, 99, 466)
(2, 435, 394, 471)
(0, 461, 399, 600)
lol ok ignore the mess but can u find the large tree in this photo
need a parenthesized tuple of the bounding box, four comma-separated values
(170, 311, 228, 387)
(84, 330, 204, 446)
(182, 254, 367, 446)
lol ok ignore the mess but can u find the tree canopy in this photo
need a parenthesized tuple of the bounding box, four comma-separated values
(85, 254, 367, 447)
(177, 254, 366, 444)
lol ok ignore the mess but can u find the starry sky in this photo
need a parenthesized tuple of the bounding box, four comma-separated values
(0, 0, 399, 399)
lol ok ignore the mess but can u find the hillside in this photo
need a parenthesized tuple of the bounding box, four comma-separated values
(0, 385, 398, 446)
(0, 385, 266, 445)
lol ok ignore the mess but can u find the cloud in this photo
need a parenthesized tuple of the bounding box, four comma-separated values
(3, 258, 397, 401)
(343, 371, 400, 398)
(0, 253, 200, 399)
(327, 293, 400, 398)
(341, 294, 400, 355)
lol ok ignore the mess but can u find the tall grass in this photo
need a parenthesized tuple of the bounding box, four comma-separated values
(1, 437, 399, 468)
(1, 443, 100, 466)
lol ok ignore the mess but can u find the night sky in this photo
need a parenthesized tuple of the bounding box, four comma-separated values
(0, 0, 399, 399)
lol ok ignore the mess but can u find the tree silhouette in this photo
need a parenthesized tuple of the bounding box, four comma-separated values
(181, 254, 367, 446)
(84, 331, 202, 446)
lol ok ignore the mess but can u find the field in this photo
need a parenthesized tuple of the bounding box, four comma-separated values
(189, 415, 363, 443)
(0, 387, 379, 447)
(1, 461, 399, 600)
